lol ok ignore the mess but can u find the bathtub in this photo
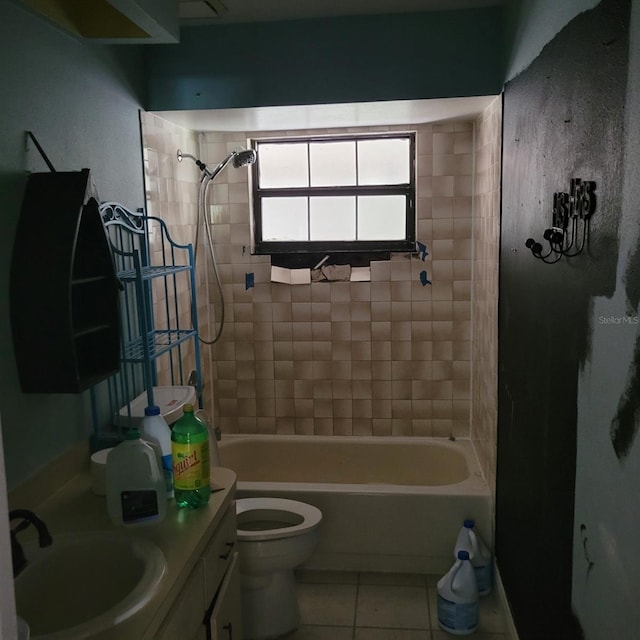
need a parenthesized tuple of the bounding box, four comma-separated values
(218, 434, 492, 574)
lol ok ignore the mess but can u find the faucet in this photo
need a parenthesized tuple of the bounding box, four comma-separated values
(9, 509, 53, 577)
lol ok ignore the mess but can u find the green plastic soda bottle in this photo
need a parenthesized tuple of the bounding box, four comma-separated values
(171, 404, 211, 508)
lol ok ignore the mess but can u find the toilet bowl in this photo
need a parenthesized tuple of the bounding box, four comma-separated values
(236, 497, 322, 640)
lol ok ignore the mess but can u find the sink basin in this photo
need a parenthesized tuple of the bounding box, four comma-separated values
(14, 531, 166, 639)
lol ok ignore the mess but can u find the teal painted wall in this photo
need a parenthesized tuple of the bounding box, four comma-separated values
(144, 8, 505, 111)
(0, 3, 147, 489)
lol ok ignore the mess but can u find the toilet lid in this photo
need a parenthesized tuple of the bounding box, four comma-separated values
(236, 497, 322, 541)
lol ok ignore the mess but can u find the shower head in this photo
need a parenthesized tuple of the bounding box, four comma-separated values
(232, 149, 257, 168)
(176, 148, 257, 180)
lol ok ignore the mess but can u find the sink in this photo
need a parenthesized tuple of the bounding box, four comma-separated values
(14, 531, 167, 639)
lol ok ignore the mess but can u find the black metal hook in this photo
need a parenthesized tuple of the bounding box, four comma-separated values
(525, 179, 596, 264)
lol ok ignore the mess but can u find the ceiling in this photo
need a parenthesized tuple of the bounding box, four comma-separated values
(158, 1, 502, 132)
(177, 0, 505, 25)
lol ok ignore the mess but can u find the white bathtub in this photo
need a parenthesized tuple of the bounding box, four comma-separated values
(218, 434, 492, 574)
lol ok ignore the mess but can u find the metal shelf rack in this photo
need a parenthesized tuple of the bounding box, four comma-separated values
(90, 203, 202, 446)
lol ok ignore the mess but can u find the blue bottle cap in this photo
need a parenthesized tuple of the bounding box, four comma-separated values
(144, 405, 161, 416)
(463, 519, 475, 528)
(458, 550, 470, 560)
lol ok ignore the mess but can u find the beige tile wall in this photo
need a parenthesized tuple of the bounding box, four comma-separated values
(471, 96, 502, 493)
(140, 110, 501, 468)
(139, 112, 214, 409)
(197, 122, 475, 437)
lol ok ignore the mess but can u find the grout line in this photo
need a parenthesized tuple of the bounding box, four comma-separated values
(424, 573, 432, 631)
(352, 572, 361, 639)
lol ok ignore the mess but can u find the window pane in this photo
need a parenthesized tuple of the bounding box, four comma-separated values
(309, 141, 356, 186)
(358, 195, 406, 240)
(310, 196, 356, 241)
(262, 197, 308, 241)
(358, 138, 410, 185)
(258, 143, 309, 188)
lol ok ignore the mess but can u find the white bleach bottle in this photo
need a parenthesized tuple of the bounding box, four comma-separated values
(140, 405, 174, 498)
(106, 429, 167, 527)
(453, 519, 492, 595)
(437, 550, 479, 635)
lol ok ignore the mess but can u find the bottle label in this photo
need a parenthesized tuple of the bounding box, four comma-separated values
(437, 595, 478, 632)
(120, 490, 160, 523)
(475, 563, 493, 594)
(172, 441, 210, 490)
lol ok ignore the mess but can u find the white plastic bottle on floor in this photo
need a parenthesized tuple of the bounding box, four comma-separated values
(106, 429, 167, 527)
(437, 550, 479, 635)
(140, 405, 174, 498)
(453, 519, 492, 595)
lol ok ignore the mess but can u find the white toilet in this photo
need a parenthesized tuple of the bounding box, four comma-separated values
(236, 497, 322, 640)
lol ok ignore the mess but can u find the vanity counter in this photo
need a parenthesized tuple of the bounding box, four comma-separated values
(9, 442, 236, 639)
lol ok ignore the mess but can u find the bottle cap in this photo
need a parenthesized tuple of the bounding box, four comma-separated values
(144, 405, 161, 416)
(458, 550, 470, 560)
(183, 403, 194, 413)
(463, 519, 475, 528)
(125, 428, 141, 440)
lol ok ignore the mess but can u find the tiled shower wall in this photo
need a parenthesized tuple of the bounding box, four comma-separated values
(471, 97, 502, 493)
(199, 122, 474, 438)
(139, 112, 212, 406)
(140, 107, 500, 451)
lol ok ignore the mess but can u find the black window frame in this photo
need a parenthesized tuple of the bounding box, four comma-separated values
(250, 132, 416, 267)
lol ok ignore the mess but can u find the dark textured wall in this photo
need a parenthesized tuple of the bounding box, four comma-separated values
(497, 0, 630, 638)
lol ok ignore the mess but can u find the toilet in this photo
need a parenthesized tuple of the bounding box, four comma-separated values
(236, 497, 323, 640)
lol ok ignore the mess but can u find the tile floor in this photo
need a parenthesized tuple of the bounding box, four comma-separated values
(290, 570, 515, 640)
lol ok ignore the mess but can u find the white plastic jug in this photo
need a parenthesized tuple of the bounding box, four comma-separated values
(106, 429, 167, 527)
(437, 550, 479, 635)
(453, 519, 492, 595)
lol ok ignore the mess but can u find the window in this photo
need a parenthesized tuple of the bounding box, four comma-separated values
(250, 133, 416, 267)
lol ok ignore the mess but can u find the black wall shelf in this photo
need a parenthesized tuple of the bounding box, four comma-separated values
(10, 169, 121, 393)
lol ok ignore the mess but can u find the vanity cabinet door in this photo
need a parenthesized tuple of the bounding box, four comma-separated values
(207, 553, 243, 640)
(153, 503, 240, 640)
(202, 505, 237, 602)
(155, 560, 207, 640)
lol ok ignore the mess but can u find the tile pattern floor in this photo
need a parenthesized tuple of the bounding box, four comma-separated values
(289, 570, 515, 640)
